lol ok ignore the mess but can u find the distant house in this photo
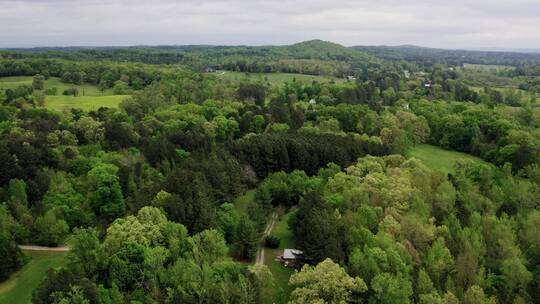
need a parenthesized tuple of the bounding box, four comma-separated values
(278, 249, 304, 268)
(204, 67, 216, 73)
(346, 75, 356, 81)
(309, 98, 317, 105)
(404, 70, 411, 79)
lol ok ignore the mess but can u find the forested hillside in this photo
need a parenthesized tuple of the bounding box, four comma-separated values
(1, 40, 540, 304)
(1, 40, 388, 77)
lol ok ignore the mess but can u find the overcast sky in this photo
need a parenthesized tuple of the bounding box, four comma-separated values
(1, 0, 540, 49)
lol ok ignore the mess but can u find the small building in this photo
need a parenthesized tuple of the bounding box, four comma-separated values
(204, 67, 216, 73)
(403, 70, 410, 79)
(279, 249, 304, 268)
(346, 75, 356, 81)
(309, 98, 317, 105)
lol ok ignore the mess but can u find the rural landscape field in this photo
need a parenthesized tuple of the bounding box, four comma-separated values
(2, 1, 540, 304)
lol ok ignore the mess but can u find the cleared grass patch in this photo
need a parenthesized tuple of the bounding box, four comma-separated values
(0, 250, 67, 304)
(462, 63, 515, 72)
(0, 76, 115, 96)
(408, 144, 491, 174)
(212, 71, 346, 85)
(45, 95, 130, 111)
(0, 76, 130, 111)
(233, 189, 256, 214)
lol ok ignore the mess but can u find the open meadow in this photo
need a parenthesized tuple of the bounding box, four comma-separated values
(408, 144, 492, 174)
(0, 76, 129, 111)
(212, 70, 346, 85)
(0, 250, 68, 304)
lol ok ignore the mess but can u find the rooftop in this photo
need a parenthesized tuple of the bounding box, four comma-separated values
(283, 249, 303, 259)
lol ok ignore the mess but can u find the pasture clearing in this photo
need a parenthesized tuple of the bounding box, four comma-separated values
(212, 70, 346, 85)
(0, 76, 130, 111)
(0, 250, 68, 304)
(45, 95, 129, 111)
(408, 144, 491, 174)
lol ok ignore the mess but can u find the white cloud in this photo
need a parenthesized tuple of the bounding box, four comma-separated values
(1, 0, 539, 48)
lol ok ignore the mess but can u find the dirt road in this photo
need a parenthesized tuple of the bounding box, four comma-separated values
(255, 212, 278, 265)
(18, 245, 71, 252)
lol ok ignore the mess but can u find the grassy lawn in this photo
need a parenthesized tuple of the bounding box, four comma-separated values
(212, 71, 346, 85)
(233, 189, 256, 214)
(263, 208, 297, 304)
(408, 144, 491, 174)
(0, 250, 68, 304)
(45, 95, 130, 111)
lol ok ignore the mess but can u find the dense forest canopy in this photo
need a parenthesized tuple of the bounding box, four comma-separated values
(1, 40, 540, 304)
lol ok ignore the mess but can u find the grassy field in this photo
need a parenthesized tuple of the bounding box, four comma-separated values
(263, 208, 297, 304)
(0, 76, 129, 110)
(408, 144, 491, 174)
(233, 189, 256, 214)
(46, 95, 130, 111)
(0, 76, 115, 96)
(212, 71, 346, 85)
(0, 250, 68, 304)
(462, 63, 515, 72)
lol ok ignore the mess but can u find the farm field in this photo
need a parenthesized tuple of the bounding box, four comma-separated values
(408, 144, 491, 174)
(212, 70, 346, 85)
(0, 250, 68, 304)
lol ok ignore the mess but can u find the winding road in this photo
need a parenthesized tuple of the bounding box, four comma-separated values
(255, 212, 278, 265)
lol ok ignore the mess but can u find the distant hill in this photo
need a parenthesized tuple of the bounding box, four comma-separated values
(0, 40, 380, 77)
(464, 47, 540, 54)
(352, 45, 540, 67)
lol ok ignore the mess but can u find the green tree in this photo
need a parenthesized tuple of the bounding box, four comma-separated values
(463, 285, 496, 304)
(33, 91, 46, 106)
(370, 272, 413, 304)
(234, 215, 259, 260)
(51, 285, 90, 304)
(32, 74, 45, 90)
(34, 210, 69, 246)
(216, 203, 239, 242)
(0, 204, 24, 281)
(293, 192, 344, 263)
(423, 238, 454, 289)
(289, 258, 367, 304)
(113, 80, 129, 95)
(68, 228, 106, 277)
(87, 163, 125, 223)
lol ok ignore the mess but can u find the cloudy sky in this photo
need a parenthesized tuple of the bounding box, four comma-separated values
(1, 0, 539, 48)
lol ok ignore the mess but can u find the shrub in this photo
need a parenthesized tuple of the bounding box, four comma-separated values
(62, 87, 79, 96)
(265, 235, 280, 248)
